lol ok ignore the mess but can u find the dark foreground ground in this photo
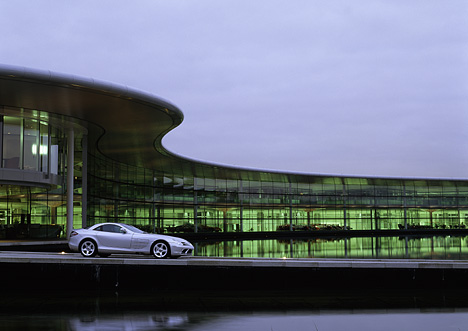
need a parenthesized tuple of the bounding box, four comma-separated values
(1, 251, 468, 292)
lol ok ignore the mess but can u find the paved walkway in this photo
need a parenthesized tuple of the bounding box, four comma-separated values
(0, 240, 67, 247)
(1, 250, 468, 270)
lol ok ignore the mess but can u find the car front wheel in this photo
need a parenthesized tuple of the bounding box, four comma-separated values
(80, 239, 98, 257)
(152, 241, 171, 259)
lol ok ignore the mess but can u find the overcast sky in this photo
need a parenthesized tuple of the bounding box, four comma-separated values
(1, 1, 467, 178)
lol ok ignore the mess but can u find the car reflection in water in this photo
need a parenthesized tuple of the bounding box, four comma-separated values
(68, 314, 189, 331)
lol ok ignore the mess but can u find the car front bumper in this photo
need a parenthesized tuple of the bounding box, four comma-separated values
(170, 243, 194, 256)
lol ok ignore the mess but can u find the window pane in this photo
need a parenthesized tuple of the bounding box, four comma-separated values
(23, 119, 39, 171)
(3, 116, 21, 169)
(40, 122, 49, 173)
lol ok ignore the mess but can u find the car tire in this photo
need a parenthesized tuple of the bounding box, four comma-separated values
(151, 240, 171, 259)
(79, 239, 98, 257)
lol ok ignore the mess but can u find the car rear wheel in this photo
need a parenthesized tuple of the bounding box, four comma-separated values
(80, 239, 97, 257)
(152, 241, 171, 259)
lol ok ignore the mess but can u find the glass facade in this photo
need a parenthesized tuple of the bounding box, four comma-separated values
(2, 68, 468, 240)
(0, 107, 85, 239)
(87, 152, 468, 235)
(2, 106, 468, 239)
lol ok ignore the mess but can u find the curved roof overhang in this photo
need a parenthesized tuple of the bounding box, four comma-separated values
(0, 64, 183, 169)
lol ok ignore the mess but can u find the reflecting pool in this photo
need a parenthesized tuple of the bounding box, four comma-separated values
(192, 235, 468, 259)
(3, 310, 468, 331)
(3, 236, 468, 330)
(2, 288, 468, 331)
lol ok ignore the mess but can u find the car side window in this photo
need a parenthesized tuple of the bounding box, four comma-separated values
(101, 224, 122, 233)
(92, 224, 126, 233)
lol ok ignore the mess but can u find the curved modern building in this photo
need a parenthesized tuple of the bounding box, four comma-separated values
(0, 64, 467, 240)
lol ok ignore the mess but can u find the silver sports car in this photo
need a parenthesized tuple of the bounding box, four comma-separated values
(68, 223, 194, 259)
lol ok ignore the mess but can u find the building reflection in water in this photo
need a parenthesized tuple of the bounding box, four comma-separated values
(4, 310, 468, 331)
(193, 236, 468, 260)
(64, 311, 468, 331)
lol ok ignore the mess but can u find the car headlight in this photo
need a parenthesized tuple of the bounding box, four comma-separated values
(167, 238, 191, 246)
(172, 240, 190, 246)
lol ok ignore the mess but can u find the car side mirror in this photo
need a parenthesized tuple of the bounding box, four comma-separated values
(120, 228, 127, 234)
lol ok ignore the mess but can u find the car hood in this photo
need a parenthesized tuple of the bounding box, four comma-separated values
(145, 233, 191, 244)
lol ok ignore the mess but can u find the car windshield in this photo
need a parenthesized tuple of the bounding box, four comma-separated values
(120, 224, 146, 234)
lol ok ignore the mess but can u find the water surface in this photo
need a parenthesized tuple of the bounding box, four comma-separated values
(193, 235, 468, 259)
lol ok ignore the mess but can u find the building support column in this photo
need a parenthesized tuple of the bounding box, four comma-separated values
(113, 165, 119, 218)
(239, 180, 243, 232)
(81, 134, 88, 228)
(289, 182, 293, 231)
(151, 175, 156, 232)
(239, 204, 243, 233)
(343, 182, 347, 230)
(194, 192, 198, 233)
(66, 128, 74, 239)
(157, 206, 161, 231)
(194, 177, 198, 233)
(403, 185, 408, 229)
